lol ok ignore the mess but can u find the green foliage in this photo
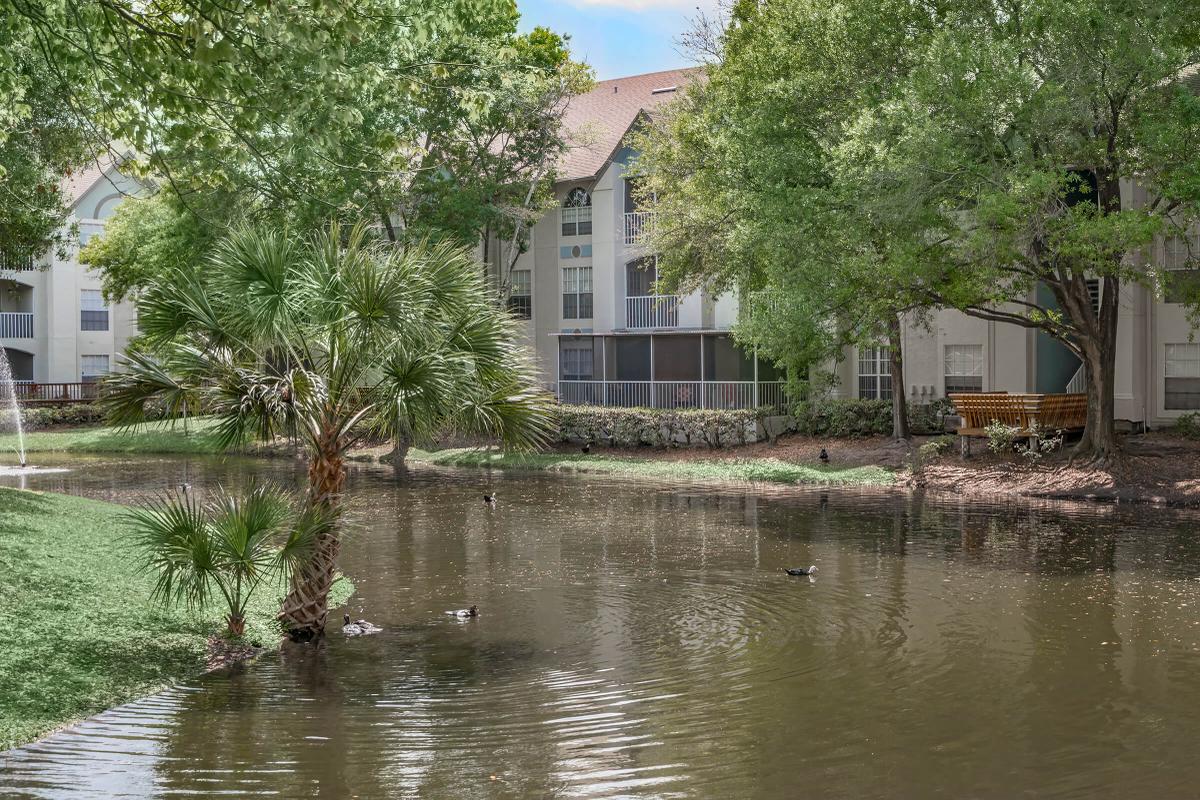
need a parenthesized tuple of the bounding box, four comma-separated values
(552, 405, 765, 448)
(918, 436, 954, 459)
(19, 403, 106, 430)
(127, 485, 327, 635)
(1175, 412, 1200, 440)
(985, 420, 1021, 455)
(0, 30, 97, 263)
(637, 0, 1200, 456)
(792, 398, 951, 438)
(0, 487, 352, 749)
(80, 192, 219, 303)
(416, 447, 895, 487)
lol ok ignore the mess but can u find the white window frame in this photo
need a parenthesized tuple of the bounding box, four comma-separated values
(1162, 233, 1200, 304)
(80, 289, 109, 332)
(1164, 343, 1200, 411)
(80, 354, 110, 383)
(857, 346, 892, 401)
(562, 265, 593, 320)
(507, 269, 531, 320)
(944, 344, 984, 394)
(561, 188, 592, 237)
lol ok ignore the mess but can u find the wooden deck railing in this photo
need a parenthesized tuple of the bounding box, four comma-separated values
(949, 392, 1087, 436)
(12, 382, 101, 404)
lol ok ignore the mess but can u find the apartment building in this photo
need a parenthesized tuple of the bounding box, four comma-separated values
(0, 159, 139, 389)
(830, 180, 1200, 428)
(495, 68, 1198, 428)
(491, 68, 785, 412)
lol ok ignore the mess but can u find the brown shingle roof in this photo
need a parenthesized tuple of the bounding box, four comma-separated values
(60, 155, 120, 210)
(559, 67, 702, 182)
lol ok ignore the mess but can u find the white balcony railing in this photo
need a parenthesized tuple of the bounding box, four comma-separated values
(558, 380, 787, 412)
(0, 312, 33, 338)
(626, 294, 679, 329)
(623, 211, 655, 245)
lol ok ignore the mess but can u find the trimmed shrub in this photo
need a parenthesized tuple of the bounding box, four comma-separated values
(552, 405, 766, 448)
(18, 403, 108, 430)
(1175, 412, 1200, 440)
(792, 397, 955, 438)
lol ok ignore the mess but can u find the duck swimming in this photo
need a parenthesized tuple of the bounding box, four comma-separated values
(447, 605, 479, 618)
(783, 565, 819, 576)
(483, 493, 497, 508)
(342, 614, 382, 636)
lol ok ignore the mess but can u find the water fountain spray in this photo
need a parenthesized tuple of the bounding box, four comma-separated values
(0, 349, 27, 467)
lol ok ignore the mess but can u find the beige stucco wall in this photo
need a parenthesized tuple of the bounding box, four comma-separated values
(0, 165, 141, 384)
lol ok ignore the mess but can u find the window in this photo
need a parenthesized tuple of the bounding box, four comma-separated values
(1086, 278, 1101, 316)
(560, 338, 594, 380)
(561, 188, 592, 237)
(562, 266, 593, 319)
(858, 346, 892, 401)
(626, 256, 658, 297)
(80, 289, 108, 331)
(1163, 235, 1200, 303)
(944, 344, 984, 393)
(1165, 343, 1200, 410)
(507, 270, 531, 320)
(81, 354, 110, 383)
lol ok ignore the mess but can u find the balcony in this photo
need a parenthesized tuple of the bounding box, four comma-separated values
(626, 294, 679, 329)
(559, 380, 786, 412)
(623, 211, 655, 245)
(0, 312, 33, 338)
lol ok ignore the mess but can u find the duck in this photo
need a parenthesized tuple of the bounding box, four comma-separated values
(342, 614, 382, 636)
(483, 492, 497, 508)
(581, 441, 591, 454)
(783, 565, 819, 576)
(818, 448, 829, 464)
(447, 605, 479, 618)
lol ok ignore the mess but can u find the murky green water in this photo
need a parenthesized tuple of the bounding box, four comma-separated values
(4, 454, 1200, 798)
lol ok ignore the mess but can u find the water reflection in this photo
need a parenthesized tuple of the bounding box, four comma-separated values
(3, 455, 1200, 797)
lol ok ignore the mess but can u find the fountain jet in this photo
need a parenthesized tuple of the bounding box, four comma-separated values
(0, 348, 27, 468)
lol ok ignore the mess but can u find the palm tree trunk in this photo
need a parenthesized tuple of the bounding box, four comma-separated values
(279, 440, 346, 639)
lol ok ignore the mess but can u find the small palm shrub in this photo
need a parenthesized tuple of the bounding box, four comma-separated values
(127, 484, 328, 636)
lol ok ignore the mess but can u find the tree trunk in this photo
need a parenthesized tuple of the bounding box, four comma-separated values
(888, 314, 910, 440)
(226, 614, 246, 637)
(278, 439, 346, 639)
(1075, 339, 1117, 463)
(384, 434, 411, 467)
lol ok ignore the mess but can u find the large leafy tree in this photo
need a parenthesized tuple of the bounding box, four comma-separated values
(640, 0, 1200, 461)
(103, 224, 551, 637)
(0, 30, 98, 266)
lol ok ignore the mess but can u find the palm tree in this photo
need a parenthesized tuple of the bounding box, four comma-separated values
(128, 484, 326, 636)
(104, 223, 551, 638)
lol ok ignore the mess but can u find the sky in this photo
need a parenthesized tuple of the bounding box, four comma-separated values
(516, 0, 706, 80)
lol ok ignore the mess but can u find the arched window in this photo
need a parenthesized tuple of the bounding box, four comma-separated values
(561, 187, 592, 236)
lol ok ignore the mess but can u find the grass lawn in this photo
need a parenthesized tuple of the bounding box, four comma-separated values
(0, 417, 228, 456)
(411, 447, 896, 486)
(0, 487, 352, 750)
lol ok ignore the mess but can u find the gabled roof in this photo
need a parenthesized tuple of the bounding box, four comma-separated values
(60, 152, 132, 211)
(559, 67, 702, 182)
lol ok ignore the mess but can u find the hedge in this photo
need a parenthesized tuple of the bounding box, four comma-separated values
(790, 397, 954, 438)
(553, 405, 766, 448)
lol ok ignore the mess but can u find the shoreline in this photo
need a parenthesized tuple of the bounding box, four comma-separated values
(7, 420, 1200, 507)
(0, 486, 353, 751)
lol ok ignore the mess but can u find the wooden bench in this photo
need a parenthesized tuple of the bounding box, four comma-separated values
(948, 392, 1087, 456)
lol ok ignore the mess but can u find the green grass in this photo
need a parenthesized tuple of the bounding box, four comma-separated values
(0, 487, 352, 749)
(411, 447, 895, 487)
(0, 418, 229, 455)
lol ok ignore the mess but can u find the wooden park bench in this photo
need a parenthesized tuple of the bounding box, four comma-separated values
(948, 392, 1087, 456)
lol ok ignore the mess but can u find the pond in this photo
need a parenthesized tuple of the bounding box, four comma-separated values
(3, 454, 1200, 798)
